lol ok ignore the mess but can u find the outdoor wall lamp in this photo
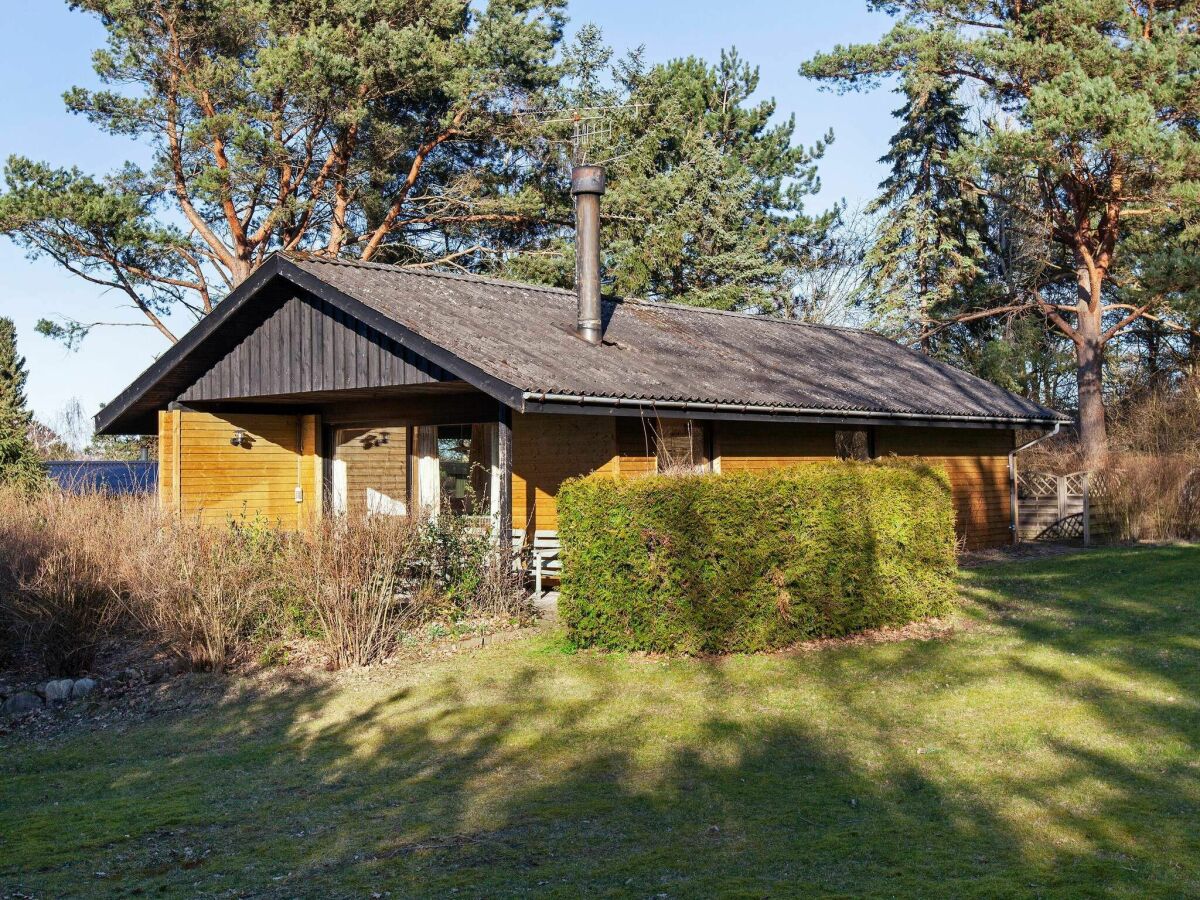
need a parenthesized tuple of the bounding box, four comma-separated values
(230, 429, 248, 447)
(378, 431, 390, 445)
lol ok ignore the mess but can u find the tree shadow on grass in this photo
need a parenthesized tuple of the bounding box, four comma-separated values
(4, 546, 1200, 897)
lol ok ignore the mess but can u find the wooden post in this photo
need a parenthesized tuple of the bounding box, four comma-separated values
(1057, 474, 1068, 523)
(1009, 456, 1020, 545)
(170, 408, 182, 516)
(1082, 472, 1091, 547)
(497, 402, 513, 543)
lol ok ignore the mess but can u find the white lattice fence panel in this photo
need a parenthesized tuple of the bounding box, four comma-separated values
(1018, 471, 1060, 499)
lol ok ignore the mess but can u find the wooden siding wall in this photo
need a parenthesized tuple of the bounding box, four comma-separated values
(614, 417, 657, 479)
(512, 415, 1014, 549)
(158, 407, 1013, 545)
(511, 413, 617, 532)
(334, 426, 409, 517)
(158, 410, 321, 528)
(874, 426, 1014, 550)
(180, 292, 456, 401)
(717, 422, 838, 472)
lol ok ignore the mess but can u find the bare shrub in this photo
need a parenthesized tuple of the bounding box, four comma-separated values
(1017, 428, 1084, 475)
(1108, 380, 1200, 457)
(1093, 381, 1200, 541)
(0, 484, 527, 675)
(284, 515, 420, 669)
(1098, 454, 1200, 542)
(0, 488, 128, 674)
(286, 513, 526, 669)
(119, 514, 281, 671)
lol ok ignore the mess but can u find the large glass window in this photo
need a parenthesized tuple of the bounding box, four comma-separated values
(654, 419, 710, 473)
(835, 428, 874, 461)
(436, 424, 493, 517)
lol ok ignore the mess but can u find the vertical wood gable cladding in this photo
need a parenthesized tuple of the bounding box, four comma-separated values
(180, 291, 456, 401)
(158, 410, 320, 528)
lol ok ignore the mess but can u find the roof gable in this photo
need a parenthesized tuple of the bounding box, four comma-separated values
(180, 290, 457, 403)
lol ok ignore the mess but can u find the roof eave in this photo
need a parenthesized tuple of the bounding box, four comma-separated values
(520, 391, 1072, 429)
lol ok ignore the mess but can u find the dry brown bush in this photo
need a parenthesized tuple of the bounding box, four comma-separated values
(118, 514, 282, 671)
(1098, 381, 1200, 541)
(1098, 453, 1200, 541)
(0, 489, 128, 674)
(285, 515, 424, 669)
(0, 485, 525, 675)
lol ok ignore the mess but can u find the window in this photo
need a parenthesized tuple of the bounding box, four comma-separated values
(654, 419, 710, 473)
(331, 426, 409, 517)
(835, 428, 873, 462)
(436, 424, 493, 517)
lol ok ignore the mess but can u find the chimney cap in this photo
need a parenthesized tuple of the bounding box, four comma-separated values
(570, 165, 606, 196)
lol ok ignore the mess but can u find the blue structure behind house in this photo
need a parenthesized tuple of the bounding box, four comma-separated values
(45, 460, 158, 495)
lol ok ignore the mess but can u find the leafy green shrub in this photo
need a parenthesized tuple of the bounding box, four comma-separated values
(557, 460, 958, 654)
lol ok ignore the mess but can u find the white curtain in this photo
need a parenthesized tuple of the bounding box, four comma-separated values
(415, 426, 440, 518)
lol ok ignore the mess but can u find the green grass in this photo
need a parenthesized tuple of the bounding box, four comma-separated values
(3, 545, 1199, 898)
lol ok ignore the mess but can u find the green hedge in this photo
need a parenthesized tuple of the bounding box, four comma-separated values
(557, 460, 958, 654)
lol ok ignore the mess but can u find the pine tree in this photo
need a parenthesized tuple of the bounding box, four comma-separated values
(804, 1, 1200, 464)
(0, 318, 45, 490)
(509, 37, 835, 313)
(865, 74, 986, 353)
(0, 0, 567, 346)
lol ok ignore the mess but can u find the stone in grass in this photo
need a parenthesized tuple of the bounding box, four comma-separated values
(42, 679, 75, 703)
(2, 691, 43, 716)
(71, 678, 97, 699)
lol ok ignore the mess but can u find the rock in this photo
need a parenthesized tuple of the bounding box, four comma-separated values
(71, 678, 97, 699)
(42, 679, 74, 703)
(2, 691, 43, 716)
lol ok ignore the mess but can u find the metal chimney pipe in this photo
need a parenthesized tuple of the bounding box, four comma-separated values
(571, 165, 605, 344)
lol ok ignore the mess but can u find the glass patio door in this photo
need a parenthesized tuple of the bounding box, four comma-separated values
(413, 423, 498, 527)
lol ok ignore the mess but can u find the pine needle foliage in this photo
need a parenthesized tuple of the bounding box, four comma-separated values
(0, 318, 45, 492)
(865, 74, 987, 352)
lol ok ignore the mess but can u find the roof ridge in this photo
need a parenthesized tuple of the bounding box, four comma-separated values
(282, 251, 877, 337)
(282, 251, 577, 298)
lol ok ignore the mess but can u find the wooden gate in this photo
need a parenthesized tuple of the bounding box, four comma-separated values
(1016, 471, 1099, 543)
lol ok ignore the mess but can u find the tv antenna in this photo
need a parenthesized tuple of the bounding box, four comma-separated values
(520, 103, 645, 168)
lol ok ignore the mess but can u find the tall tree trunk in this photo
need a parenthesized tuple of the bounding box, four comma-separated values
(1074, 301, 1107, 467)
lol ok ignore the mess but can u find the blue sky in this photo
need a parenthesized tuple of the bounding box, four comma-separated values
(0, 1, 898, 427)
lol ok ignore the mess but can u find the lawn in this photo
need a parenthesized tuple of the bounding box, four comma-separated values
(2, 545, 1198, 898)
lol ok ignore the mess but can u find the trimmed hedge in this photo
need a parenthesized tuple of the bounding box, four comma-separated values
(557, 460, 958, 654)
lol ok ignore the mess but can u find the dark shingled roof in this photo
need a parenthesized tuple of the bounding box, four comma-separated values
(285, 254, 1066, 424)
(96, 252, 1068, 434)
